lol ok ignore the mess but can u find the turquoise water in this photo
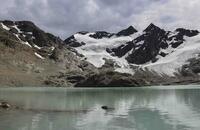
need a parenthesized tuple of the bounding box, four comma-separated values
(0, 86, 200, 130)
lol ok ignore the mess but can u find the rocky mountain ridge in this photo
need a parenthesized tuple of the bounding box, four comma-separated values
(0, 20, 97, 87)
(1, 20, 200, 87)
(64, 23, 200, 77)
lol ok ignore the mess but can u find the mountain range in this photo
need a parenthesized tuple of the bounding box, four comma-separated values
(1, 20, 200, 87)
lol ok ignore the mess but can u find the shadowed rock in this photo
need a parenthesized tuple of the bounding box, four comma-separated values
(116, 26, 137, 36)
(0, 102, 11, 109)
(101, 106, 114, 110)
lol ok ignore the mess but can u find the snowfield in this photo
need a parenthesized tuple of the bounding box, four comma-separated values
(2, 20, 200, 77)
(74, 33, 140, 74)
(143, 35, 200, 76)
(72, 32, 200, 76)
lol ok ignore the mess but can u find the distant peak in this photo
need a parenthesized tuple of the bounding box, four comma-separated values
(144, 23, 162, 32)
(1, 20, 15, 26)
(116, 25, 137, 36)
(175, 28, 199, 37)
(127, 25, 136, 30)
(16, 21, 37, 27)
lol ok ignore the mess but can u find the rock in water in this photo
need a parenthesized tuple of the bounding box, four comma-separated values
(101, 106, 114, 110)
(101, 106, 108, 110)
(0, 102, 11, 109)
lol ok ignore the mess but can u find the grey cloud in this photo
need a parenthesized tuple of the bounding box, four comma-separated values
(0, 0, 199, 39)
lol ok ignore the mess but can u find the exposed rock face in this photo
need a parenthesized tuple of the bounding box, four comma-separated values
(126, 24, 168, 64)
(169, 28, 199, 48)
(176, 28, 199, 37)
(89, 31, 114, 39)
(179, 56, 200, 76)
(116, 26, 137, 36)
(75, 71, 149, 87)
(0, 102, 11, 109)
(107, 24, 199, 65)
(64, 23, 199, 71)
(64, 35, 86, 47)
(0, 20, 98, 87)
(107, 41, 135, 58)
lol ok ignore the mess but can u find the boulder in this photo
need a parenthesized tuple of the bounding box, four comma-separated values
(0, 102, 11, 109)
(101, 106, 114, 110)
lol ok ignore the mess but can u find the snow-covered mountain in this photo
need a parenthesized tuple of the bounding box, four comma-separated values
(1, 19, 200, 87)
(0, 20, 65, 60)
(64, 24, 200, 76)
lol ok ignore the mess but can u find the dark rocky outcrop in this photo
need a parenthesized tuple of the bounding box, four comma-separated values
(2, 20, 64, 48)
(116, 26, 137, 36)
(126, 23, 168, 64)
(1, 20, 15, 26)
(106, 41, 135, 57)
(75, 71, 148, 87)
(169, 28, 199, 48)
(175, 28, 199, 37)
(107, 24, 199, 65)
(77, 31, 89, 35)
(89, 31, 114, 39)
(64, 34, 86, 47)
(101, 106, 114, 110)
(179, 56, 200, 77)
(0, 102, 11, 109)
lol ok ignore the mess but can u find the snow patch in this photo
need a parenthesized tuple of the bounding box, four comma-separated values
(0, 23, 10, 31)
(26, 32, 33, 35)
(168, 31, 179, 38)
(33, 44, 42, 49)
(12, 25, 22, 33)
(14, 34, 21, 40)
(34, 52, 45, 60)
(50, 46, 55, 51)
(22, 41, 32, 48)
(14, 34, 32, 48)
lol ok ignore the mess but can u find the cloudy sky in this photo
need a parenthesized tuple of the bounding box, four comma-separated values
(0, 0, 199, 39)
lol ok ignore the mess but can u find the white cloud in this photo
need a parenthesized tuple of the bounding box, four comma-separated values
(131, 0, 200, 31)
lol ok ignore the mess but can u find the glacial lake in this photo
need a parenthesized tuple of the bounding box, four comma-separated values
(0, 86, 200, 130)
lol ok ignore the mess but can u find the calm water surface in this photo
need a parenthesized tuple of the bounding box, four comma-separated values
(0, 86, 200, 130)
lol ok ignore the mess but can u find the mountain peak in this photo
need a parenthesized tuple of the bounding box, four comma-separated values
(116, 25, 137, 36)
(127, 25, 136, 30)
(175, 28, 199, 37)
(144, 23, 162, 32)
